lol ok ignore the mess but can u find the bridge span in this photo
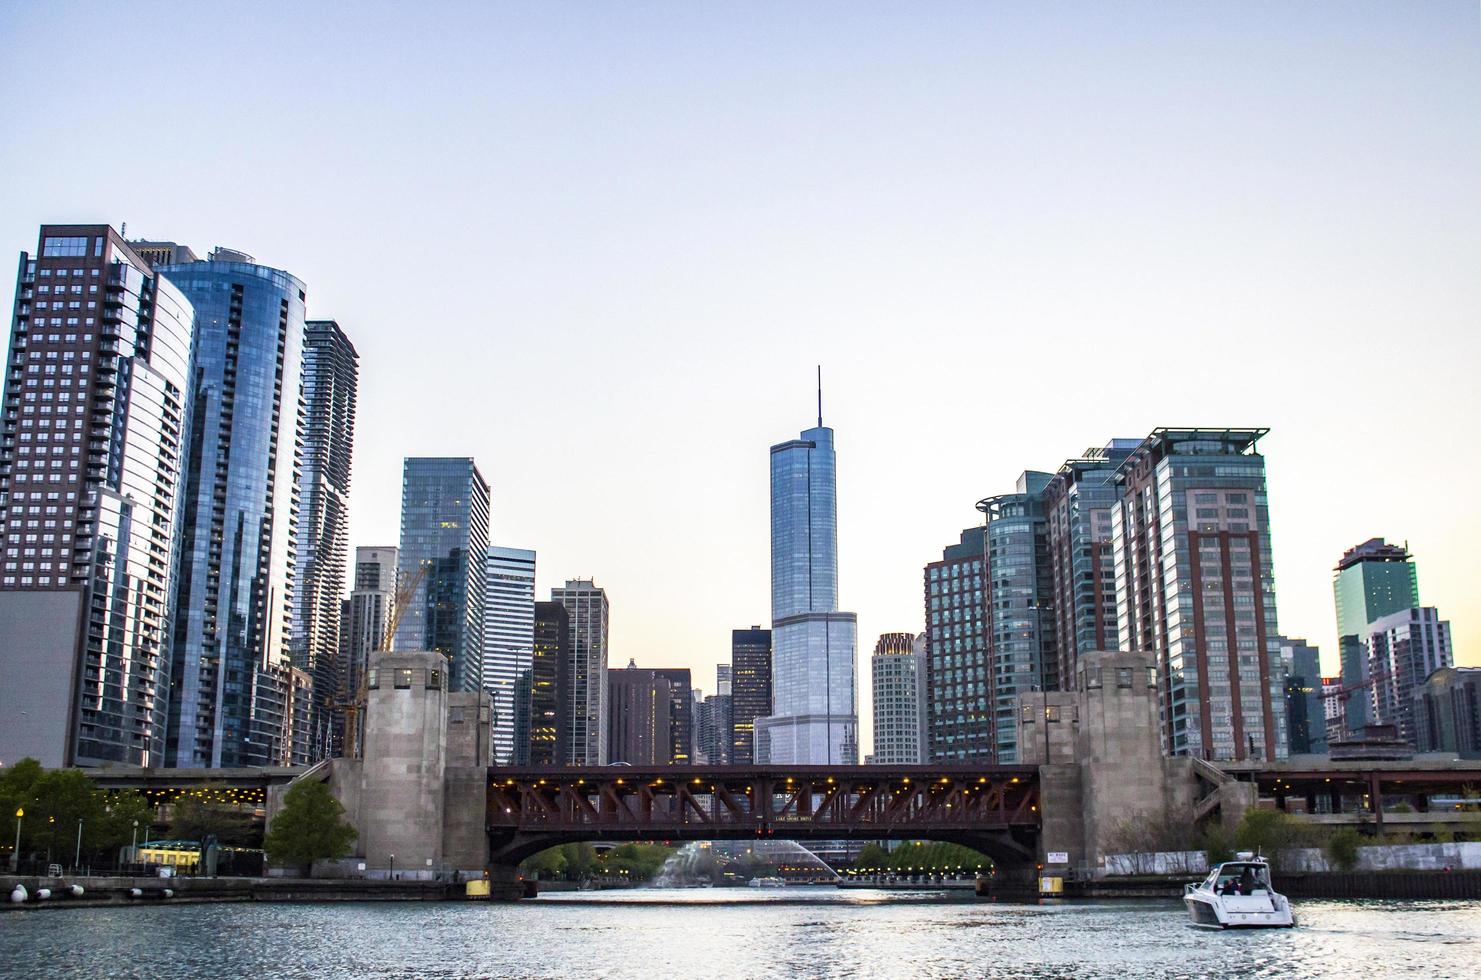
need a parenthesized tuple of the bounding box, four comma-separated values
(486, 764, 1041, 865)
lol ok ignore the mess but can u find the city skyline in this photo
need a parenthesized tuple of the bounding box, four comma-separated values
(2, 4, 1479, 758)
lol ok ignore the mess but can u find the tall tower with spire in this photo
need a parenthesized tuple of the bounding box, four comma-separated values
(755, 370, 858, 764)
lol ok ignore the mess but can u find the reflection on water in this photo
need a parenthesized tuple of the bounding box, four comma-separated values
(1, 889, 1475, 979)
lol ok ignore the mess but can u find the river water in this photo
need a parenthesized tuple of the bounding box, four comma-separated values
(2, 888, 1476, 979)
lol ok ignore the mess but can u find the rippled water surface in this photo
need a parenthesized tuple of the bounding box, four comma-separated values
(2, 888, 1476, 979)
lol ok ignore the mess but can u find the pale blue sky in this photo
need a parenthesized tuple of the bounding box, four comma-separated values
(3, 3, 1479, 749)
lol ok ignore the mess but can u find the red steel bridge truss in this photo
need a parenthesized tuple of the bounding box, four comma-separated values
(485, 765, 1042, 866)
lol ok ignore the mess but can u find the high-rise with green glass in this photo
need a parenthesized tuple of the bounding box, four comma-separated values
(1332, 538, 1419, 730)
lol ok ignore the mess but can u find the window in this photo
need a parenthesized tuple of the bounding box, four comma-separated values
(1116, 668, 1134, 689)
(394, 668, 414, 689)
(42, 237, 89, 257)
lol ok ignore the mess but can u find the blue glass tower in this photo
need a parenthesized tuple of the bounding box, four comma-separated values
(756, 386, 857, 764)
(160, 250, 307, 768)
(394, 458, 491, 694)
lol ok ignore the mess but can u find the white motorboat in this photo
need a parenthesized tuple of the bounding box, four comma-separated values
(1184, 854, 1295, 929)
(748, 876, 786, 888)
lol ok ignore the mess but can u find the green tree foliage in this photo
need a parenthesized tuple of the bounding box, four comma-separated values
(1201, 823, 1234, 865)
(520, 846, 567, 880)
(1323, 827, 1363, 871)
(262, 781, 357, 870)
(1234, 808, 1309, 869)
(0, 758, 154, 863)
(851, 840, 991, 874)
(601, 842, 674, 881)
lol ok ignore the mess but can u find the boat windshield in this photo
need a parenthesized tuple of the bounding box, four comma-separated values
(1205, 863, 1270, 895)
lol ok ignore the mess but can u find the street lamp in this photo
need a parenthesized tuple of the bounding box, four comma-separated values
(74, 819, 83, 873)
(131, 819, 140, 870)
(389, 853, 395, 880)
(10, 808, 21, 872)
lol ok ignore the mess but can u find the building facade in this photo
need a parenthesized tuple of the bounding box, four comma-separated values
(1111, 428, 1287, 762)
(729, 627, 771, 765)
(161, 248, 308, 768)
(394, 458, 490, 693)
(1042, 441, 1138, 688)
(653, 667, 694, 764)
(1412, 667, 1481, 758)
(757, 420, 858, 764)
(0, 225, 195, 768)
(551, 578, 609, 765)
(483, 546, 536, 764)
(292, 319, 358, 760)
(607, 660, 673, 765)
(1362, 607, 1452, 745)
(527, 600, 569, 766)
(1332, 538, 1421, 731)
(871, 632, 925, 763)
(978, 472, 1056, 763)
(1278, 637, 1327, 755)
(337, 545, 398, 756)
(923, 527, 990, 762)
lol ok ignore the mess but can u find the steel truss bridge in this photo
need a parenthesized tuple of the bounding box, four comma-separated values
(485, 764, 1043, 866)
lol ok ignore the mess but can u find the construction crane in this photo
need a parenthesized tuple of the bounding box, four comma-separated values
(329, 563, 428, 758)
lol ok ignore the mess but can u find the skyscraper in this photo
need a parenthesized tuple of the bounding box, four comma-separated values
(338, 545, 398, 755)
(607, 659, 673, 765)
(292, 319, 358, 760)
(1042, 440, 1139, 687)
(0, 225, 195, 768)
(527, 600, 569, 766)
(653, 667, 694, 764)
(161, 247, 308, 768)
(551, 578, 609, 765)
(871, 632, 925, 763)
(394, 458, 491, 693)
(978, 471, 1056, 763)
(1362, 607, 1452, 744)
(729, 627, 771, 765)
(757, 399, 858, 765)
(1111, 428, 1287, 762)
(1278, 637, 1326, 755)
(923, 527, 990, 762)
(1332, 538, 1421, 731)
(483, 546, 536, 764)
(698, 692, 732, 765)
(1413, 667, 1481, 758)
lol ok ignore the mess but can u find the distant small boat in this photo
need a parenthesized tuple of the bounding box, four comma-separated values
(748, 876, 785, 888)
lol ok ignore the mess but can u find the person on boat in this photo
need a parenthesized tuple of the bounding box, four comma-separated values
(1240, 867, 1258, 894)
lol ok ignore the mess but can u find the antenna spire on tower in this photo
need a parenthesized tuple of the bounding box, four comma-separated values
(817, 364, 823, 427)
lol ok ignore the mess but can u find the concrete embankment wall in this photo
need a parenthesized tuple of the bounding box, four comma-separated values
(1, 875, 456, 911)
(1070, 870, 1481, 900)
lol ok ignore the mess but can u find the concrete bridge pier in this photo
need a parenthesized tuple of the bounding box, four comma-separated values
(278, 651, 494, 883)
(1018, 649, 1247, 878)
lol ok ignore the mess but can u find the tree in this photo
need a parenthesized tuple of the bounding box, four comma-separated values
(1234, 808, 1308, 870)
(1323, 827, 1362, 871)
(262, 781, 357, 871)
(520, 846, 567, 880)
(0, 759, 155, 866)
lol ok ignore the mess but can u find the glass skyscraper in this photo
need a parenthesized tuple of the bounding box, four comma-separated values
(293, 319, 358, 760)
(1332, 538, 1420, 730)
(483, 545, 536, 764)
(978, 471, 1056, 763)
(394, 458, 491, 694)
(160, 249, 308, 768)
(0, 225, 196, 768)
(756, 420, 858, 765)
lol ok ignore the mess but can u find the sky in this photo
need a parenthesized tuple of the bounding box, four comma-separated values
(2, 2, 1479, 754)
